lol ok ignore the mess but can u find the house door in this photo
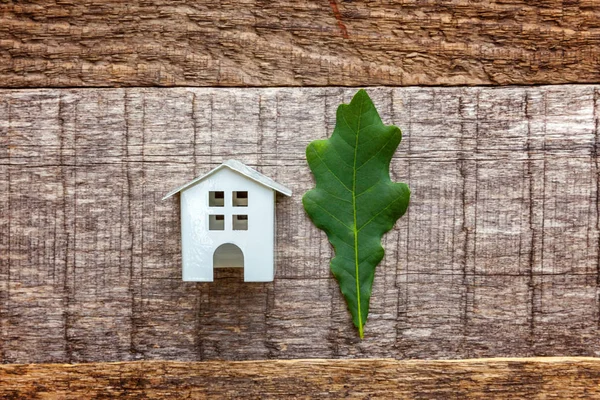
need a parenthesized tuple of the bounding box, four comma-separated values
(213, 243, 244, 268)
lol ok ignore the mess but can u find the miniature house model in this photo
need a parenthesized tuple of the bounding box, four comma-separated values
(163, 160, 292, 282)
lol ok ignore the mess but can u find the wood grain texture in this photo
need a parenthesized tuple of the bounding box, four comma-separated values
(0, 86, 599, 363)
(1, 1, 600, 87)
(0, 358, 599, 399)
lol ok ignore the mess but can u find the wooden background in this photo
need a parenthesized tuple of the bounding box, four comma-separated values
(1, 0, 600, 396)
(1, 1, 599, 87)
(1, 85, 599, 363)
(2, 358, 600, 399)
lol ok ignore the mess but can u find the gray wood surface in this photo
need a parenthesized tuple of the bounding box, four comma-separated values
(1, 358, 599, 399)
(1, 1, 600, 87)
(0, 86, 599, 363)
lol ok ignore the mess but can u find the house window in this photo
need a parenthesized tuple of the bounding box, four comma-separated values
(232, 215, 248, 231)
(209, 191, 224, 207)
(209, 215, 225, 230)
(232, 191, 248, 207)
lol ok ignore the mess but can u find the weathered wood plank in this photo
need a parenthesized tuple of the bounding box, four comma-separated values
(1, 2, 600, 87)
(0, 358, 599, 398)
(0, 86, 599, 363)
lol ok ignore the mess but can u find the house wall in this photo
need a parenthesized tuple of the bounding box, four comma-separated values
(180, 167, 275, 282)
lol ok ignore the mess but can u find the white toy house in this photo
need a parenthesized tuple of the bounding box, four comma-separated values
(163, 160, 292, 282)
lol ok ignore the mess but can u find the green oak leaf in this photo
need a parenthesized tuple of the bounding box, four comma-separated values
(303, 89, 410, 339)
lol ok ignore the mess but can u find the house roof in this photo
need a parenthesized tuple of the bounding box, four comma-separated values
(162, 159, 293, 200)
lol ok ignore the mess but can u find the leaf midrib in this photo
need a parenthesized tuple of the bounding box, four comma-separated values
(351, 100, 364, 339)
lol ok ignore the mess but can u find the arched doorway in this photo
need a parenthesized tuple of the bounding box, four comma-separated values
(213, 243, 244, 268)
